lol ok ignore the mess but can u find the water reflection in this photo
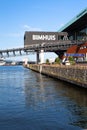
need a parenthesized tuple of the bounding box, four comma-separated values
(24, 69, 87, 129)
(0, 66, 87, 129)
(24, 70, 87, 107)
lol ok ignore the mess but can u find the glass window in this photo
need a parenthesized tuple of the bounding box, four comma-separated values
(77, 27, 87, 40)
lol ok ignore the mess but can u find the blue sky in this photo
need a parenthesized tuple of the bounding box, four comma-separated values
(0, 0, 87, 61)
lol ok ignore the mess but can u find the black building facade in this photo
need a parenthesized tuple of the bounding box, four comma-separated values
(59, 8, 87, 41)
(24, 31, 68, 47)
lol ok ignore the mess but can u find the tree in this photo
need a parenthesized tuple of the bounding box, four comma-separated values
(55, 57, 61, 64)
(46, 59, 49, 64)
(68, 56, 75, 65)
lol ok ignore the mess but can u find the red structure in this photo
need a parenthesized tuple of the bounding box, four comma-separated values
(67, 42, 87, 54)
(59, 8, 87, 61)
(65, 42, 87, 61)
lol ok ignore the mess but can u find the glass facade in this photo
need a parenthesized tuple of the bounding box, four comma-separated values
(59, 8, 87, 41)
(69, 26, 87, 41)
(58, 8, 87, 61)
(77, 27, 87, 40)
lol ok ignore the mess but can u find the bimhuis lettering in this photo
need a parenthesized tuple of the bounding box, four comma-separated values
(32, 34, 56, 40)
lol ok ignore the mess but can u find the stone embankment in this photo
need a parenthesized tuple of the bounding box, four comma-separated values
(24, 64, 87, 88)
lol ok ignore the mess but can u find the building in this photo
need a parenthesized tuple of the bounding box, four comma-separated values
(24, 31, 68, 63)
(59, 8, 87, 61)
(24, 8, 87, 63)
(59, 8, 87, 41)
(24, 31, 68, 47)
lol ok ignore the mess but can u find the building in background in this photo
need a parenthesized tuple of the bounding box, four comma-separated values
(24, 8, 87, 63)
(59, 8, 87, 61)
(59, 8, 87, 41)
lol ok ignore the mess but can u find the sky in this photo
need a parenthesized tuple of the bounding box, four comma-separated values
(0, 0, 87, 61)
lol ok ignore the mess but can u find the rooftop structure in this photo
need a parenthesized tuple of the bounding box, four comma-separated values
(24, 31, 68, 47)
(59, 8, 87, 41)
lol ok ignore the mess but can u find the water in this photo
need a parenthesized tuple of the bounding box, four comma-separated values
(0, 66, 87, 130)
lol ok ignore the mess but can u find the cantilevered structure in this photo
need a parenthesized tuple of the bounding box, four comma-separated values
(59, 8, 87, 41)
(58, 8, 87, 61)
(23, 8, 87, 63)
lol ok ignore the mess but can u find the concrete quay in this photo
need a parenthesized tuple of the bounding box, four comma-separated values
(24, 64, 87, 88)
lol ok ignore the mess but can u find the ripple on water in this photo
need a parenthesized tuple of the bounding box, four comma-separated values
(0, 66, 87, 130)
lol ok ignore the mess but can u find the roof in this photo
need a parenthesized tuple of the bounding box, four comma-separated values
(66, 42, 87, 54)
(58, 8, 87, 32)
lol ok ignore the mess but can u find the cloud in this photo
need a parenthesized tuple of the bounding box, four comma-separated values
(23, 24, 42, 31)
(0, 25, 41, 38)
(57, 23, 65, 30)
(0, 32, 23, 38)
(59, 23, 64, 28)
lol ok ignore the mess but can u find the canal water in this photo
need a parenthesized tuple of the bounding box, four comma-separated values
(0, 66, 87, 130)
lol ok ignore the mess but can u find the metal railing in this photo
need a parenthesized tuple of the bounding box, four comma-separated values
(0, 40, 85, 58)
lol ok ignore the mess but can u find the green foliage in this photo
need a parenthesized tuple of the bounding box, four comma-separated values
(68, 56, 75, 65)
(55, 57, 61, 64)
(68, 56, 74, 61)
(46, 59, 49, 64)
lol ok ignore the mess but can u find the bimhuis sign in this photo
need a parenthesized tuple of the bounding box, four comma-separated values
(24, 31, 67, 46)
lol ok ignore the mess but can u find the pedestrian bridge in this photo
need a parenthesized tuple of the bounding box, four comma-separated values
(0, 40, 84, 63)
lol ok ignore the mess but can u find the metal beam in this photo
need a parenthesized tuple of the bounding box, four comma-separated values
(0, 40, 84, 58)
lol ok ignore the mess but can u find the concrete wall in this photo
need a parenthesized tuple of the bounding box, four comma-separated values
(25, 64, 87, 88)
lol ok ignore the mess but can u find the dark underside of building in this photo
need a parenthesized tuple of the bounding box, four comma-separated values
(58, 8, 87, 61)
(59, 8, 87, 41)
(24, 8, 87, 61)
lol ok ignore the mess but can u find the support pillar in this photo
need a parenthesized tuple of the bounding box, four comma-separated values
(39, 49, 44, 64)
(36, 51, 40, 64)
(85, 53, 87, 61)
(36, 49, 44, 64)
(55, 51, 65, 59)
(24, 58, 28, 65)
